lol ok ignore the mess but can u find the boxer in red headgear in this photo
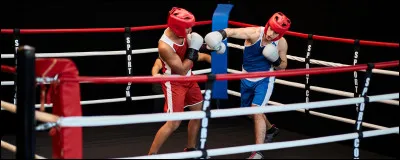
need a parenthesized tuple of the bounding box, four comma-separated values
(167, 7, 196, 37)
(204, 12, 291, 159)
(147, 7, 204, 155)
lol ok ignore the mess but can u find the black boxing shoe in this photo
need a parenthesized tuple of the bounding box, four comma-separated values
(265, 124, 280, 143)
(184, 147, 197, 152)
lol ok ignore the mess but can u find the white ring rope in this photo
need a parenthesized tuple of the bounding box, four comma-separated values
(1, 140, 46, 159)
(191, 68, 212, 75)
(275, 79, 398, 106)
(1, 81, 14, 85)
(0, 88, 390, 130)
(117, 127, 399, 159)
(227, 43, 399, 76)
(227, 90, 388, 130)
(57, 93, 398, 127)
(211, 93, 397, 118)
(227, 69, 399, 106)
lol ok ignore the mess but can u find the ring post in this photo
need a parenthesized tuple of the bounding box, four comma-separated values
(211, 4, 233, 100)
(16, 45, 36, 159)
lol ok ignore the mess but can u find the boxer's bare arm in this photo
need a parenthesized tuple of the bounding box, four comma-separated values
(224, 27, 260, 42)
(151, 58, 162, 76)
(158, 41, 193, 76)
(198, 53, 211, 63)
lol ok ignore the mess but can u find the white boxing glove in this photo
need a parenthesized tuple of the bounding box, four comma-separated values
(205, 30, 227, 54)
(203, 43, 226, 54)
(185, 32, 204, 61)
(187, 32, 204, 50)
(216, 43, 226, 54)
(262, 43, 281, 67)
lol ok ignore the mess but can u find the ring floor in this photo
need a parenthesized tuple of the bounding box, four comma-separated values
(1, 116, 395, 159)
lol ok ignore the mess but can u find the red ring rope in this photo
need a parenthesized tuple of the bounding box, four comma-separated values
(0, 21, 212, 34)
(1, 65, 16, 74)
(1, 20, 398, 48)
(228, 21, 399, 48)
(60, 60, 398, 84)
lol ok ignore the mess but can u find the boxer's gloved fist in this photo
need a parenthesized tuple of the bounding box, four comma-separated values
(186, 32, 204, 61)
(214, 43, 226, 54)
(205, 30, 227, 54)
(262, 43, 281, 67)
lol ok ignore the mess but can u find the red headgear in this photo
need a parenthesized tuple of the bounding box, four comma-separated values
(264, 12, 291, 41)
(167, 7, 196, 38)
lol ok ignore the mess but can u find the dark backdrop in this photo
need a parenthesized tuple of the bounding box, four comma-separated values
(1, 0, 398, 158)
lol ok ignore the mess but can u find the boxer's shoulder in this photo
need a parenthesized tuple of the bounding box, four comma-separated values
(158, 41, 174, 55)
(246, 27, 263, 43)
(159, 34, 174, 47)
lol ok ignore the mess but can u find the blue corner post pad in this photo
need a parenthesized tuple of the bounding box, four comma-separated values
(211, 4, 234, 99)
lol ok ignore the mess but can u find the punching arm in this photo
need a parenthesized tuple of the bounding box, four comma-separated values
(224, 27, 259, 40)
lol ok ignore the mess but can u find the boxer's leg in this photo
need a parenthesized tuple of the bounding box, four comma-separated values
(248, 77, 275, 159)
(148, 82, 185, 155)
(148, 120, 182, 155)
(255, 77, 279, 143)
(253, 76, 278, 142)
(185, 82, 203, 150)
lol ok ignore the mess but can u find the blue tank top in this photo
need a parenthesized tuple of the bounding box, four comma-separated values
(242, 27, 278, 73)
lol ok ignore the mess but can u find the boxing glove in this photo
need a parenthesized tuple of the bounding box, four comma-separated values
(262, 43, 281, 67)
(186, 32, 204, 61)
(205, 30, 227, 54)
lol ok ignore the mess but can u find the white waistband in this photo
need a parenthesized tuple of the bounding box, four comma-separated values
(164, 69, 192, 77)
(242, 68, 265, 82)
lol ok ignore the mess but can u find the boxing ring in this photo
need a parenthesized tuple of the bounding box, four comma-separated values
(1, 5, 399, 159)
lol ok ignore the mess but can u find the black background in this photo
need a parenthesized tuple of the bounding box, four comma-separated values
(1, 0, 399, 158)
